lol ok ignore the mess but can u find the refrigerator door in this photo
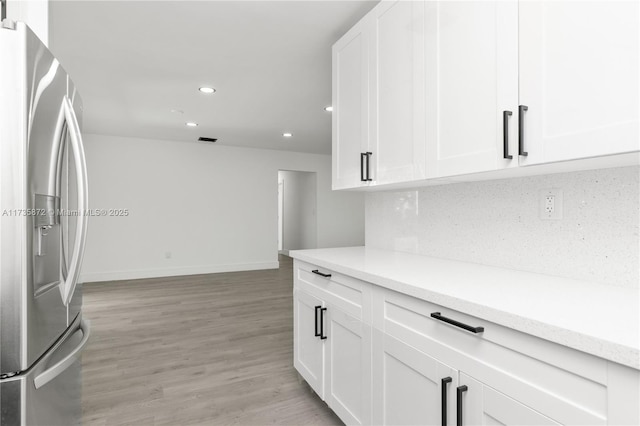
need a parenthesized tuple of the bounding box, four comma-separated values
(0, 23, 87, 374)
(0, 314, 90, 426)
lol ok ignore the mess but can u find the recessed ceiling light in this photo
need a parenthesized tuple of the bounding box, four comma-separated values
(324, 106, 333, 112)
(171, 109, 184, 114)
(186, 122, 198, 127)
(199, 87, 216, 94)
(283, 133, 293, 138)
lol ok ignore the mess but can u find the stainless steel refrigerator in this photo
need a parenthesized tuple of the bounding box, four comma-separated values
(0, 20, 91, 425)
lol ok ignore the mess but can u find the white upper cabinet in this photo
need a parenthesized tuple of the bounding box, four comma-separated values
(332, 17, 370, 190)
(518, 1, 640, 165)
(332, 0, 639, 189)
(370, 0, 427, 185)
(425, 1, 519, 178)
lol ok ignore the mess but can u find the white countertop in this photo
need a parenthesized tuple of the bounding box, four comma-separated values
(289, 246, 640, 370)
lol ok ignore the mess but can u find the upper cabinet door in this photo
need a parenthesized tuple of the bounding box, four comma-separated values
(519, 1, 640, 165)
(425, 1, 519, 179)
(333, 17, 370, 190)
(370, 0, 426, 185)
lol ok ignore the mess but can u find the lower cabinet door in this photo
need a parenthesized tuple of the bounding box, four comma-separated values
(293, 289, 325, 399)
(325, 305, 372, 425)
(458, 373, 561, 426)
(373, 332, 458, 425)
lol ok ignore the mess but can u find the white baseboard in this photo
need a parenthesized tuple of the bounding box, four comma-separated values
(80, 261, 280, 283)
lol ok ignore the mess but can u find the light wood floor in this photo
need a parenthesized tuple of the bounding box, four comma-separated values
(82, 255, 342, 425)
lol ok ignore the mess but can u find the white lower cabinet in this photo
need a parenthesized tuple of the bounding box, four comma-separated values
(293, 260, 640, 425)
(293, 287, 325, 398)
(325, 306, 372, 425)
(293, 268, 372, 425)
(372, 332, 564, 426)
(373, 331, 458, 425)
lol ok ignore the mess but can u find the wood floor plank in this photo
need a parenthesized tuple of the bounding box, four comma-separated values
(82, 255, 341, 425)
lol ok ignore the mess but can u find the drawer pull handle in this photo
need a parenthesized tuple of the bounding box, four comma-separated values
(456, 385, 468, 426)
(431, 312, 484, 334)
(441, 377, 452, 426)
(314, 305, 321, 337)
(311, 269, 331, 278)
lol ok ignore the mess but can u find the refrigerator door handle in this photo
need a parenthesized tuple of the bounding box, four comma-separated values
(60, 96, 89, 306)
(34, 318, 91, 389)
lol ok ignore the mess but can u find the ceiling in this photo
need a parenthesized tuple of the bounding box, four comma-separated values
(49, 1, 378, 155)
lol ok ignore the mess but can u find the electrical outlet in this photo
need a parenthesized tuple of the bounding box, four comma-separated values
(545, 195, 555, 214)
(540, 189, 563, 220)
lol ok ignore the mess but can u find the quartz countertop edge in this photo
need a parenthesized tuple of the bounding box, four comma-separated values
(289, 246, 640, 370)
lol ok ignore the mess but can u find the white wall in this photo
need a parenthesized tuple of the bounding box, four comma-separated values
(366, 166, 639, 288)
(80, 133, 364, 282)
(5, 0, 49, 45)
(278, 170, 317, 251)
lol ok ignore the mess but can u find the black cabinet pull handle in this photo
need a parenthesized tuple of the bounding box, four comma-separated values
(320, 307, 327, 340)
(503, 110, 513, 159)
(456, 385, 467, 426)
(360, 153, 366, 182)
(365, 152, 373, 181)
(431, 312, 484, 334)
(314, 305, 321, 337)
(311, 269, 331, 278)
(518, 105, 528, 156)
(442, 377, 452, 426)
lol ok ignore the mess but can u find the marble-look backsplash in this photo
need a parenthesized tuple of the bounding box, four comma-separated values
(365, 166, 639, 288)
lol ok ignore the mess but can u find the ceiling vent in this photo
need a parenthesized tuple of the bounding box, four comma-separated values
(198, 137, 218, 143)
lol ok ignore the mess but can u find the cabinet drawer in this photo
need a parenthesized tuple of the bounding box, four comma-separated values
(294, 260, 372, 323)
(375, 288, 608, 425)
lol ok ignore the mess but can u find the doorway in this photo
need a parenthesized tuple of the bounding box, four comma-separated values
(277, 170, 317, 255)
